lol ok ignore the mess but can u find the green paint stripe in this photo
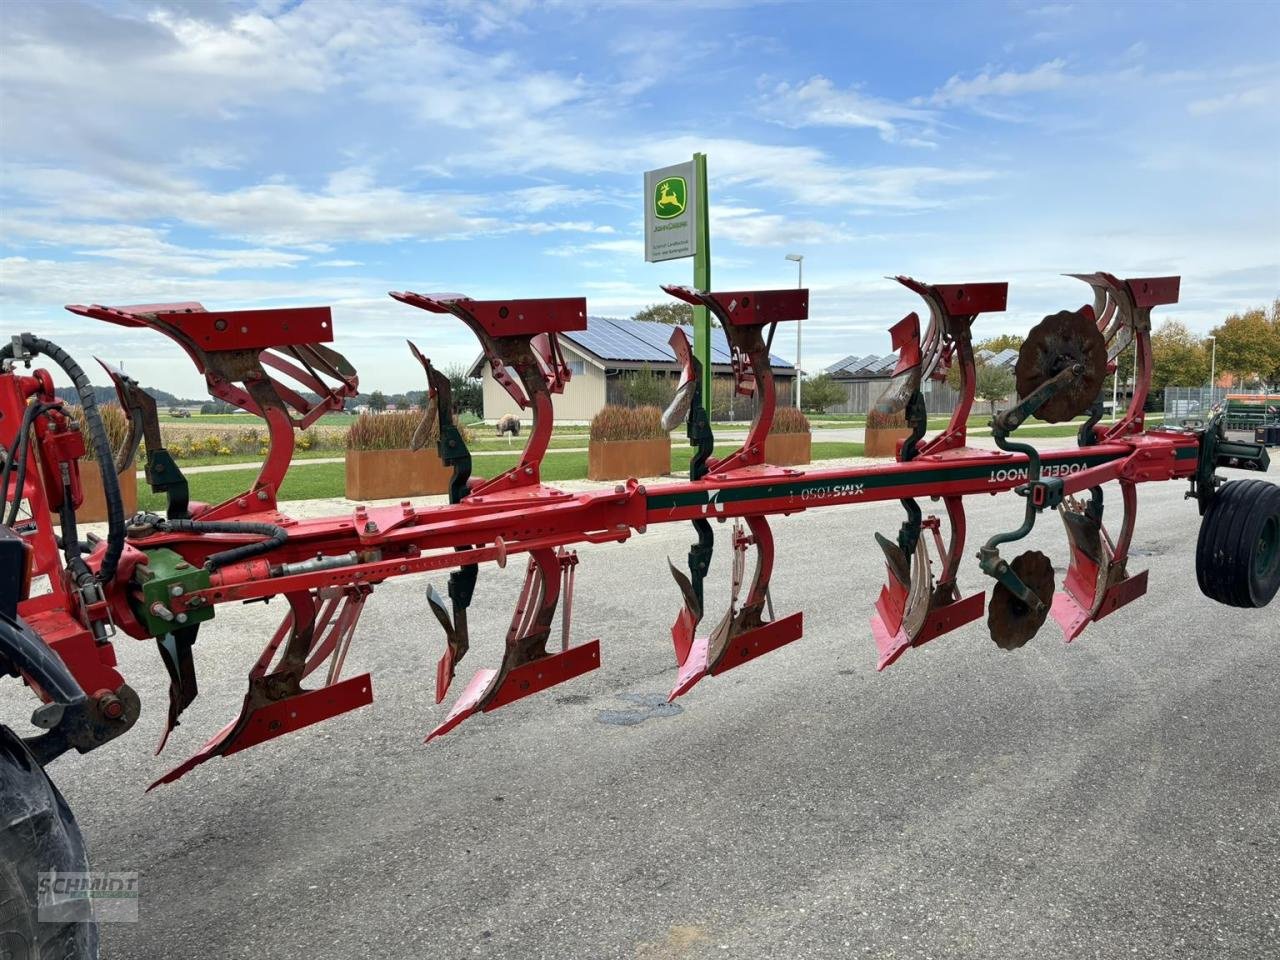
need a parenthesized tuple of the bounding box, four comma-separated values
(645, 451, 1121, 511)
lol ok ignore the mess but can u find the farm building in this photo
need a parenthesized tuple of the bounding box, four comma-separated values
(821, 346, 1018, 415)
(469, 316, 796, 423)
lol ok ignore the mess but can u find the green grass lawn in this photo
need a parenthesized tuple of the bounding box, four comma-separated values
(808, 414, 996, 429)
(149, 413, 1167, 478)
(159, 412, 356, 427)
(157, 430, 588, 468)
(137, 441, 868, 509)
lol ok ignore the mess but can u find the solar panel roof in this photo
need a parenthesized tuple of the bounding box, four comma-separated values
(569, 317, 671, 363)
(562, 316, 793, 369)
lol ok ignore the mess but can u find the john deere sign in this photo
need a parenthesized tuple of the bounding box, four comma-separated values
(653, 176, 686, 218)
(645, 161, 697, 262)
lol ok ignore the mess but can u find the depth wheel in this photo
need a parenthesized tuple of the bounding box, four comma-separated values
(1196, 479, 1280, 608)
(0, 725, 99, 960)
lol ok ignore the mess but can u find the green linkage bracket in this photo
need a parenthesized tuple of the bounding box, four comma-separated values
(874, 389, 928, 584)
(674, 356, 716, 614)
(136, 548, 214, 638)
(437, 423, 478, 610)
(145, 448, 191, 521)
(437, 421, 473, 507)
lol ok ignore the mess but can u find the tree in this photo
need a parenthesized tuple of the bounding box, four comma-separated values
(975, 362, 1015, 415)
(976, 333, 1024, 354)
(1150, 320, 1210, 391)
(801, 373, 844, 413)
(632, 302, 696, 326)
(369, 390, 387, 413)
(444, 364, 483, 416)
(1211, 304, 1280, 388)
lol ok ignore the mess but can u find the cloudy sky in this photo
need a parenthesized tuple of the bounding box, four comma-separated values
(2, 0, 1277, 396)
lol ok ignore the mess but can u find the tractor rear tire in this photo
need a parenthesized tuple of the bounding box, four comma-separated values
(1196, 479, 1280, 608)
(0, 725, 99, 960)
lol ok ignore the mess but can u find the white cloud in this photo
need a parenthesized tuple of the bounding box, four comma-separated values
(926, 59, 1069, 108)
(712, 206, 854, 246)
(1188, 84, 1276, 116)
(1026, 4, 1075, 16)
(2, 162, 498, 247)
(0, 218, 309, 275)
(544, 239, 645, 259)
(760, 76, 937, 145)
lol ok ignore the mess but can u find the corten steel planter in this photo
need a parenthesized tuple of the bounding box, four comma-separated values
(345, 449, 453, 500)
(587, 438, 671, 481)
(66, 465, 137, 523)
(764, 432, 812, 466)
(864, 427, 912, 458)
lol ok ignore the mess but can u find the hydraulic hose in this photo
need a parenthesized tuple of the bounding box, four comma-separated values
(1, 335, 125, 582)
(153, 517, 288, 572)
(1, 400, 51, 525)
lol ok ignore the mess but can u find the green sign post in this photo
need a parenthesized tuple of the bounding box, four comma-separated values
(645, 153, 712, 411)
(692, 152, 711, 412)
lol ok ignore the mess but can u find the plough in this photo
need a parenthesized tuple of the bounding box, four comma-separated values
(1, 272, 1276, 950)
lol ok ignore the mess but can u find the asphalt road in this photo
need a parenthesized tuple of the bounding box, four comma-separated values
(6, 468, 1278, 960)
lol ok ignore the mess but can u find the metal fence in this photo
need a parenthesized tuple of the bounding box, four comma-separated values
(604, 371, 796, 419)
(823, 378, 1002, 416)
(1162, 386, 1230, 420)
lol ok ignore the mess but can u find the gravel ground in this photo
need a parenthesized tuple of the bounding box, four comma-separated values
(3, 460, 1277, 960)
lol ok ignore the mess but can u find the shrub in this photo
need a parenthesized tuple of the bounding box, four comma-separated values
(865, 407, 908, 431)
(709, 377, 747, 421)
(68, 403, 129, 464)
(770, 406, 810, 434)
(231, 428, 260, 455)
(589, 405, 666, 442)
(621, 365, 671, 408)
(346, 409, 472, 451)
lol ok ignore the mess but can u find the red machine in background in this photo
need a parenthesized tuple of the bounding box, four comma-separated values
(1, 272, 1276, 953)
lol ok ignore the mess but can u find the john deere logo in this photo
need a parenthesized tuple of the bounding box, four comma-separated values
(653, 176, 687, 219)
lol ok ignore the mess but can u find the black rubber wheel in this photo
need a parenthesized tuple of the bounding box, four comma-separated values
(0, 725, 99, 960)
(1196, 479, 1280, 608)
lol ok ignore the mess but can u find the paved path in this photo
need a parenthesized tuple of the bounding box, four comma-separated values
(11, 466, 1276, 960)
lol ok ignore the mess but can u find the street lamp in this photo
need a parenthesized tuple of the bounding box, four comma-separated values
(1207, 335, 1217, 410)
(785, 253, 803, 409)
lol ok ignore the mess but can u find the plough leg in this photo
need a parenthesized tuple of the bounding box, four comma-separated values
(662, 326, 717, 668)
(150, 590, 373, 789)
(871, 497, 985, 670)
(426, 547, 600, 741)
(669, 516, 803, 701)
(154, 625, 198, 754)
(1051, 480, 1148, 641)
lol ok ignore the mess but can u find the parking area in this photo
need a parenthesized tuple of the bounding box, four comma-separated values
(6, 469, 1277, 960)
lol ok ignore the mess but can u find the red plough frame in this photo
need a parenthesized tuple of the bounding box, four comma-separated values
(0, 272, 1270, 790)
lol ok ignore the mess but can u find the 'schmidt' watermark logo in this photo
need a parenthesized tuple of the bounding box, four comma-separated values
(653, 176, 687, 219)
(38, 871, 140, 923)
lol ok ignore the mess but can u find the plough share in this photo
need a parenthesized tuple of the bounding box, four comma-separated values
(2, 272, 1276, 804)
